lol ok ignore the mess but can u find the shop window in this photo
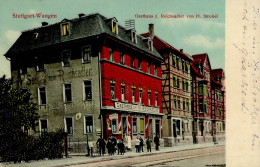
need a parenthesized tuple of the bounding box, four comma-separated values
(61, 23, 70, 36)
(82, 46, 91, 63)
(38, 86, 46, 105)
(112, 119, 117, 134)
(176, 120, 180, 136)
(133, 118, 137, 133)
(120, 52, 125, 64)
(110, 82, 115, 100)
(65, 117, 73, 135)
(61, 50, 71, 67)
(109, 48, 114, 62)
(85, 115, 93, 133)
(40, 119, 47, 133)
(140, 118, 144, 133)
(84, 80, 92, 100)
(63, 83, 72, 103)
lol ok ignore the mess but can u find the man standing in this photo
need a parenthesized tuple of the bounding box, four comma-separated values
(111, 135, 117, 155)
(139, 137, 144, 152)
(146, 136, 152, 152)
(96, 136, 106, 156)
(154, 134, 160, 151)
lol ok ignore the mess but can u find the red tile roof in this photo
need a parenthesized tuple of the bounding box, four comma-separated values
(211, 69, 224, 78)
(141, 33, 192, 61)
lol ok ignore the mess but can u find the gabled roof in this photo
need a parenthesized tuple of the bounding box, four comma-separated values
(190, 62, 203, 77)
(211, 69, 224, 78)
(5, 13, 163, 61)
(141, 33, 192, 61)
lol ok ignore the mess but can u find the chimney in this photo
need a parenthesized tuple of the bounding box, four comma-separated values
(149, 24, 154, 39)
(42, 22, 48, 26)
(78, 13, 86, 18)
(180, 49, 183, 53)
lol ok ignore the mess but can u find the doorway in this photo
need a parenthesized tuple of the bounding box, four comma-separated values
(149, 119, 153, 138)
(122, 117, 127, 136)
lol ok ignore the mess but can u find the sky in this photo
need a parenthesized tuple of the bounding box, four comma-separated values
(0, 0, 225, 78)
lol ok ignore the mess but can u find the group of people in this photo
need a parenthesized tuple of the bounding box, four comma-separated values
(88, 134, 160, 156)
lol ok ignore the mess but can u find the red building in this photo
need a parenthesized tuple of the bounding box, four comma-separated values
(191, 53, 213, 143)
(100, 22, 164, 142)
(210, 69, 225, 142)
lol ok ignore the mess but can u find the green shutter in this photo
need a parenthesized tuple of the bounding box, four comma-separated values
(140, 118, 144, 133)
(203, 85, 207, 95)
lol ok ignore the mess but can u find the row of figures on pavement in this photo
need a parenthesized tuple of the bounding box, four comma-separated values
(87, 134, 160, 156)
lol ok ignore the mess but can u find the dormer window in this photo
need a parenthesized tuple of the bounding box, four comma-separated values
(148, 39, 153, 51)
(131, 29, 137, 43)
(61, 22, 70, 36)
(111, 18, 118, 34)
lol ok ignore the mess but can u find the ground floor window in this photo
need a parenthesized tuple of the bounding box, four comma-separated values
(40, 119, 47, 133)
(65, 117, 73, 135)
(85, 115, 93, 134)
(140, 118, 144, 134)
(155, 120, 160, 137)
(133, 118, 137, 134)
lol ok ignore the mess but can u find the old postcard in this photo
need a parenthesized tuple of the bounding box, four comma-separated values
(0, 0, 258, 166)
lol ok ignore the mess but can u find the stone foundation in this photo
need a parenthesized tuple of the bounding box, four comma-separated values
(163, 136, 193, 147)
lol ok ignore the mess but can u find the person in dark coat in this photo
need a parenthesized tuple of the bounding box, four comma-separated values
(154, 134, 160, 151)
(107, 136, 113, 156)
(117, 139, 124, 155)
(146, 136, 152, 152)
(139, 137, 144, 152)
(111, 135, 117, 155)
(96, 136, 106, 156)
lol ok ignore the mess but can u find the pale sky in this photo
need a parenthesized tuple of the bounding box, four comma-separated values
(0, 0, 225, 78)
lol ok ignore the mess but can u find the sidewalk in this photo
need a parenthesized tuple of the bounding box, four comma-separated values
(0, 142, 225, 167)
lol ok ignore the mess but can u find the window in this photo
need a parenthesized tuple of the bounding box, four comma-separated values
(65, 117, 73, 134)
(138, 59, 142, 71)
(176, 120, 180, 135)
(172, 55, 176, 67)
(182, 80, 185, 91)
(63, 83, 72, 103)
(177, 78, 180, 88)
(186, 100, 189, 112)
(182, 59, 185, 71)
(140, 118, 144, 133)
(110, 82, 115, 100)
(120, 52, 125, 64)
(148, 91, 151, 106)
(177, 98, 180, 110)
(121, 85, 125, 101)
(112, 119, 117, 133)
(131, 30, 137, 43)
(154, 65, 157, 76)
(132, 88, 135, 103)
(133, 118, 137, 133)
(62, 50, 71, 67)
(139, 89, 142, 104)
(38, 86, 46, 105)
(109, 48, 114, 61)
(176, 57, 179, 69)
(173, 76, 176, 87)
(147, 62, 150, 74)
(155, 92, 158, 106)
(174, 97, 177, 109)
(155, 120, 160, 137)
(131, 56, 135, 68)
(148, 39, 153, 51)
(203, 85, 207, 96)
(112, 19, 118, 34)
(183, 99, 186, 111)
(82, 46, 91, 63)
(61, 23, 70, 36)
(199, 84, 203, 94)
(40, 119, 47, 133)
(186, 81, 189, 92)
(85, 115, 93, 133)
(84, 80, 92, 100)
(199, 100, 207, 113)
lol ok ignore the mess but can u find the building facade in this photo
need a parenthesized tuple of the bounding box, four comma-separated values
(4, 13, 164, 152)
(141, 34, 193, 146)
(190, 53, 225, 143)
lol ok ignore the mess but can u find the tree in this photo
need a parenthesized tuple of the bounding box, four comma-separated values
(0, 75, 39, 162)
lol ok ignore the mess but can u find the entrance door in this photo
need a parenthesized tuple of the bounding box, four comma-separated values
(173, 123, 177, 138)
(155, 120, 160, 137)
(199, 121, 203, 136)
(122, 117, 127, 136)
(149, 119, 153, 138)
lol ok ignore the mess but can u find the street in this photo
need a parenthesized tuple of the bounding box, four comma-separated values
(68, 146, 225, 167)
